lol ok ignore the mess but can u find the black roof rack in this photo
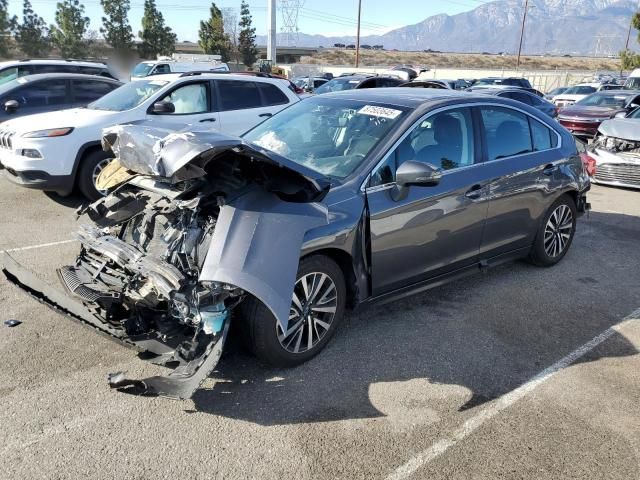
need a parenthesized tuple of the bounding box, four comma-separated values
(178, 70, 232, 77)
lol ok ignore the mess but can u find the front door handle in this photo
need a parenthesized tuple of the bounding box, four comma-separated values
(259, 113, 273, 118)
(465, 184, 483, 200)
(199, 118, 216, 123)
(543, 164, 558, 176)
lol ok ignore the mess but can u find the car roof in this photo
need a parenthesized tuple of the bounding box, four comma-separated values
(471, 86, 532, 94)
(147, 72, 291, 84)
(319, 87, 468, 108)
(589, 89, 640, 95)
(0, 59, 107, 68)
(9, 73, 121, 83)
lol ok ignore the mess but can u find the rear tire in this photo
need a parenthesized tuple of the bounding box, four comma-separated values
(77, 149, 113, 201)
(529, 194, 577, 267)
(239, 255, 346, 367)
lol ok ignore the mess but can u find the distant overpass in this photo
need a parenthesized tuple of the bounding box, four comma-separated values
(174, 42, 318, 63)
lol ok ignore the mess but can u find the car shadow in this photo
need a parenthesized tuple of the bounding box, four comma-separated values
(190, 210, 640, 425)
(44, 191, 86, 209)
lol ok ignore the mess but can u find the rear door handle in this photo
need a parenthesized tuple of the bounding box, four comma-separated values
(543, 164, 558, 176)
(259, 113, 273, 118)
(465, 184, 483, 200)
(199, 118, 216, 123)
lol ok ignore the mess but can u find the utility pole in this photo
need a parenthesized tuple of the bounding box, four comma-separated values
(516, 0, 529, 70)
(267, 0, 277, 62)
(355, 0, 362, 68)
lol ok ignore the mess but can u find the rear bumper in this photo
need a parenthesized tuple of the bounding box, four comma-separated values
(2, 166, 74, 194)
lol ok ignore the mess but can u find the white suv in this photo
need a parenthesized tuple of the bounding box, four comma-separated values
(0, 72, 299, 199)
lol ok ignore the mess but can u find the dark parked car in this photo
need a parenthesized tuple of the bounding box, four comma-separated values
(0, 73, 121, 122)
(475, 77, 533, 89)
(2, 89, 590, 399)
(0, 59, 118, 85)
(314, 75, 403, 93)
(557, 90, 640, 138)
(401, 79, 470, 90)
(292, 76, 329, 92)
(466, 86, 558, 118)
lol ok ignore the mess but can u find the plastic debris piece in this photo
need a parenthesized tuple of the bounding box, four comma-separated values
(4, 319, 21, 327)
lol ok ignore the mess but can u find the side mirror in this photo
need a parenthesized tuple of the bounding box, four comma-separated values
(152, 101, 175, 114)
(4, 99, 19, 113)
(391, 160, 441, 201)
(614, 111, 628, 119)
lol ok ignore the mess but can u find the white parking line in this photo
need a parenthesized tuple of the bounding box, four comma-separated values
(387, 308, 640, 480)
(3, 239, 77, 253)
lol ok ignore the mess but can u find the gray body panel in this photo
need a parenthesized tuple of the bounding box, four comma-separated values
(200, 189, 329, 331)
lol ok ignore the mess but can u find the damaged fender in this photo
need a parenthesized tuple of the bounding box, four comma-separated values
(200, 188, 329, 332)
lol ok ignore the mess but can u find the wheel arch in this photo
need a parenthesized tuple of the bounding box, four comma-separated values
(69, 140, 109, 186)
(301, 247, 359, 309)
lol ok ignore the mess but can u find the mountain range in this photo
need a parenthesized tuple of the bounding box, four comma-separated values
(256, 0, 639, 56)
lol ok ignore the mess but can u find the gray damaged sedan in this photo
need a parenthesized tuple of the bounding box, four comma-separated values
(1, 89, 590, 399)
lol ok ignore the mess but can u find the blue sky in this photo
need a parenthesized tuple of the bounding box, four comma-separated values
(6, 0, 474, 42)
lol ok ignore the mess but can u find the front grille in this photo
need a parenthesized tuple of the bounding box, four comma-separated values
(595, 163, 640, 187)
(0, 131, 13, 149)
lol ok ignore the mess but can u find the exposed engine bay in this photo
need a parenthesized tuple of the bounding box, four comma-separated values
(1, 125, 330, 399)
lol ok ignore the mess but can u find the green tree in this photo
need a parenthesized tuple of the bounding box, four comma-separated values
(0, 0, 17, 58)
(15, 0, 51, 57)
(198, 2, 231, 61)
(100, 0, 133, 55)
(51, 0, 90, 58)
(138, 0, 176, 58)
(238, 1, 257, 68)
(620, 11, 640, 70)
(620, 49, 640, 70)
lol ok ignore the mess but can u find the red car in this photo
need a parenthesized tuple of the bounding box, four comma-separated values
(558, 90, 640, 138)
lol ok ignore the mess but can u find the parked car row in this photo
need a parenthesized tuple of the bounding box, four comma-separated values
(1, 87, 591, 399)
(0, 71, 300, 199)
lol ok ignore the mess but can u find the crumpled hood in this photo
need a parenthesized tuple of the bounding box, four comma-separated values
(1, 107, 117, 134)
(597, 117, 640, 140)
(103, 123, 331, 202)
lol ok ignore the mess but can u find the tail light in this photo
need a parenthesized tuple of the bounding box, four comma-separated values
(580, 152, 597, 176)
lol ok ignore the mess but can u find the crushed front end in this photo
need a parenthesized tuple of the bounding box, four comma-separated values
(588, 124, 640, 190)
(1, 124, 330, 399)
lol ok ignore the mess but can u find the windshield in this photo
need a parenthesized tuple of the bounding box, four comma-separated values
(0, 78, 21, 96)
(0, 67, 18, 86)
(243, 97, 409, 179)
(88, 79, 167, 111)
(132, 62, 155, 78)
(629, 107, 640, 119)
(563, 85, 596, 95)
(314, 78, 361, 94)
(548, 87, 567, 96)
(576, 92, 629, 108)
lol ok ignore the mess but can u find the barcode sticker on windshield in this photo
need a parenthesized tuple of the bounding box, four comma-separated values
(358, 105, 402, 119)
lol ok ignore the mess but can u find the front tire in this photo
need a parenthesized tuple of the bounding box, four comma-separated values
(239, 255, 346, 367)
(529, 194, 577, 267)
(77, 149, 113, 201)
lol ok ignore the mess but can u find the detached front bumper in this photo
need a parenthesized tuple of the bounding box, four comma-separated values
(590, 149, 640, 190)
(0, 252, 229, 399)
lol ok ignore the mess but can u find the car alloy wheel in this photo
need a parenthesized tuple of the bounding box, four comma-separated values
(276, 272, 338, 354)
(543, 204, 573, 257)
(92, 157, 112, 196)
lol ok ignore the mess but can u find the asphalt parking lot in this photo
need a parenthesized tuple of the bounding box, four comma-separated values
(0, 180, 638, 479)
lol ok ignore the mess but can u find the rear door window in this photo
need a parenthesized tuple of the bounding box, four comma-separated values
(257, 82, 289, 106)
(529, 117, 553, 151)
(153, 64, 171, 74)
(217, 80, 262, 110)
(10, 79, 68, 108)
(480, 106, 533, 161)
(72, 79, 118, 103)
